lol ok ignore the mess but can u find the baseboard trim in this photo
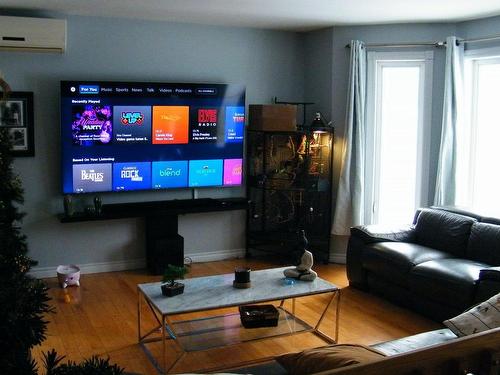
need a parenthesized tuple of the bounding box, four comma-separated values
(30, 258, 147, 279)
(30, 248, 246, 279)
(329, 253, 346, 264)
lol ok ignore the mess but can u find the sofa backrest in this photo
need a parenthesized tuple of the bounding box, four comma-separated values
(429, 205, 500, 226)
(467, 222, 500, 266)
(323, 327, 500, 375)
(414, 209, 476, 257)
(480, 216, 500, 226)
(429, 206, 485, 221)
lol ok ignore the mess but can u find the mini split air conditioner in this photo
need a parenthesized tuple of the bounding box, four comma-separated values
(0, 16, 66, 53)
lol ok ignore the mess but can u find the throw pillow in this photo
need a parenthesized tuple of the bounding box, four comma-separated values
(276, 344, 385, 375)
(443, 292, 500, 337)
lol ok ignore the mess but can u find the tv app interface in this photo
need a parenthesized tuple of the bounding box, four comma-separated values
(61, 81, 245, 194)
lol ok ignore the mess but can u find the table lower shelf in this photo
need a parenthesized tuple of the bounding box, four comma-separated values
(165, 307, 311, 351)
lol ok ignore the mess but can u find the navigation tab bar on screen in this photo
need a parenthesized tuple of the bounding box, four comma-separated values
(78, 85, 99, 94)
(196, 88, 217, 95)
(62, 82, 235, 99)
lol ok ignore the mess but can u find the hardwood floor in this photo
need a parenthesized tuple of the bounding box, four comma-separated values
(33, 259, 441, 374)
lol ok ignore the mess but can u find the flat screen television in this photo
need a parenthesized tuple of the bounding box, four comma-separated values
(60, 81, 245, 194)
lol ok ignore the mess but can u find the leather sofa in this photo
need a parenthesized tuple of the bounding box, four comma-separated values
(346, 206, 500, 321)
(230, 328, 460, 374)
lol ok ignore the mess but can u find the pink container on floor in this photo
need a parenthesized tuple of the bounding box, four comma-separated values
(56, 264, 81, 288)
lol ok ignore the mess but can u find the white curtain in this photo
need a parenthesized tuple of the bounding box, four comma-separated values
(434, 36, 464, 206)
(332, 40, 367, 235)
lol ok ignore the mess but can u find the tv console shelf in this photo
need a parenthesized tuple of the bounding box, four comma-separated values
(58, 197, 247, 274)
(58, 197, 247, 223)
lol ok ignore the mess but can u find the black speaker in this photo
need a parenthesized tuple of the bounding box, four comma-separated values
(145, 215, 185, 275)
(146, 234, 184, 275)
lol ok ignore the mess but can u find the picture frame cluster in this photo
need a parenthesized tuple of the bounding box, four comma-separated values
(0, 91, 34, 157)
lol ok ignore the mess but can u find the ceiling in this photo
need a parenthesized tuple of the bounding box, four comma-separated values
(1, 0, 500, 31)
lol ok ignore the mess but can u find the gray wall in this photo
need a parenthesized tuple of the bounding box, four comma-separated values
(458, 15, 500, 45)
(303, 29, 334, 122)
(0, 15, 305, 269)
(4, 11, 500, 270)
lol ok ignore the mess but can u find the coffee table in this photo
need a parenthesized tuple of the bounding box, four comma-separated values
(137, 267, 340, 373)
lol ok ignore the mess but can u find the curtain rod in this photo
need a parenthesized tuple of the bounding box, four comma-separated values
(464, 35, 500, 45)
(344, 34, 500, 49)
(345, 41, 441, 48)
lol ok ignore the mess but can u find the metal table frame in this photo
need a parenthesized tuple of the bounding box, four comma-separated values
(138, 286, 340, 374)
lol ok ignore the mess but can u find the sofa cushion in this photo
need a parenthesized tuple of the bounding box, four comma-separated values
(363, 242, 451, 287)
(276, 344, 385, 375)
(367, 273, 413, 308)
(414, 209, 476, 257)
(467, 222, 500, 266)
(410, 258, 488, 309)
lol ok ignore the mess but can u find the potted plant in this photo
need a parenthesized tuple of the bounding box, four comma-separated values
(161, 264, 188, 297)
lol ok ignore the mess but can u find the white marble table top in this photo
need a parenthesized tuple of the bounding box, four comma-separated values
(138, 267, 339, 315)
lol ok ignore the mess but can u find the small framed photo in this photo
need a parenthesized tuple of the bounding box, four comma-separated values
(0, 91, 34, 156)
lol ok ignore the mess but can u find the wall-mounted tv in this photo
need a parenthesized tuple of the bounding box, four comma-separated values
(60, 81, 245, 194)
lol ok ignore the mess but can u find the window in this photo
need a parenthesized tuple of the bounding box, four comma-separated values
(366, 51, 433, 225)
(457, 49, 500, 216)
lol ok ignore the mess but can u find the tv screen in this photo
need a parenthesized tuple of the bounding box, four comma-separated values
(60, 81, 245, 194)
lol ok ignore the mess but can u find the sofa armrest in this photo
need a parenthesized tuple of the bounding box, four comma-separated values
(371, 328, 457, 356)
(476, 267, 500, 303)
(350, 224, 416, 244)
(479, 266, 500, 282)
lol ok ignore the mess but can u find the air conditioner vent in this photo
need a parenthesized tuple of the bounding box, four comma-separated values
(0, 16, 66, 53)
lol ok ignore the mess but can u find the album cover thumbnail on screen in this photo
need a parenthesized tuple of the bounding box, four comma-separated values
(188, 159, 223, 187)
(72, 163, 112, 193)
(152, 106, 189, 144)
(72, 105, 112, 146)
(112, 162, 152, 191)
(223, 158, 243, 186)
(152, 161, 189, 189)
(113, 106, 151, 144)
(225, 106, 245, 143)
(189, 107, 219, 143)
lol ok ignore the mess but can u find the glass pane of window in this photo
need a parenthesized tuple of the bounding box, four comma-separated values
(470, 62, 500, 215)
(375, 66, 421, 224)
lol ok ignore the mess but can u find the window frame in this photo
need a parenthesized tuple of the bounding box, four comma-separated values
(365, 50, 434, 224)
(460, 47, 500, 211)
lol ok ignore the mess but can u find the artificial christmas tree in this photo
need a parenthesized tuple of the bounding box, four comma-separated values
(0, 85, 123, 374)
(0, 127, 51, 374)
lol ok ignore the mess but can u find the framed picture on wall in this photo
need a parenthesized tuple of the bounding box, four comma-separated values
(0, 91, 34, 157)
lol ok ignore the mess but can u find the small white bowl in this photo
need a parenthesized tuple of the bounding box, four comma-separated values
(56, 264, 81, 288)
